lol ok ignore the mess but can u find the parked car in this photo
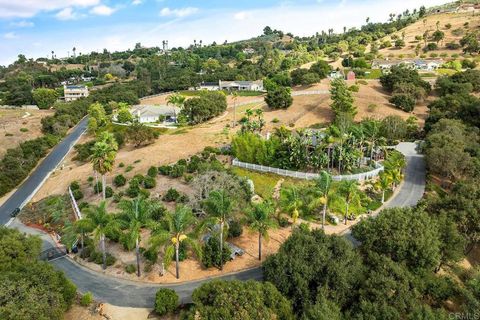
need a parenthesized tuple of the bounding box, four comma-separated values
(10, 208, 20, 217)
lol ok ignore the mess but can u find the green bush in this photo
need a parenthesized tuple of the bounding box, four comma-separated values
(143, 248, 159, 263)
(126, 179, 140, 198)
(125, 264, 137, 274)
(139, 189, 150, 198)
(349, 85, 360, 92)
(390, 93, 416, 112)
(147, 166, 158, 177)
(80, 292, 93, 306)
(158, 165, 171, 176)
(93, 181, 102, 194)
(202, 236, 232, 269)
(163, 188, 180, 202)
(169, 164, 186, 178)
(143, 176, 156, 189)
(70, 180, 81, 191)
(278, 216, 289, 228)
(228, 220, 243, 238)
(154, 288, 179, 316)
(113, 174, 127, 187)
(105, 186, 113, 198)
(72, 189, 84, 201)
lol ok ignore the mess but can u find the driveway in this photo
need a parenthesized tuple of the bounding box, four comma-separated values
(0, 117, 88, 225)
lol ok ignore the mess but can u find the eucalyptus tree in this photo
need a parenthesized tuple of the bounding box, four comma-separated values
(118, 197, 154, 277)
(83, 201, 120, 270)
(90, 132, 118, 200)
(149, 205, 201, 279)
(203, 190, 234, 270)
(246, 201, 277, 260)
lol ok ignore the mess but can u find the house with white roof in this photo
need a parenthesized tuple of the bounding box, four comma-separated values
(129, 105, 180, 123)
(219, 80, 264, 91)
(64, 85, 89, 102)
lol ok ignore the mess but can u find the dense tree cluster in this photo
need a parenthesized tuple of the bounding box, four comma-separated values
(181, 91, 227, 124)
(0, 227, 76, 320)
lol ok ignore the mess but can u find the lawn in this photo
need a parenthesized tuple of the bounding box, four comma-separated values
(231, 167, 281, 199)
(437, 68, 458, 76)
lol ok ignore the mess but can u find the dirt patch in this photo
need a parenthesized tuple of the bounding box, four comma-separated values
(0, 109, 54, 158)
(64, 304, 159, 320)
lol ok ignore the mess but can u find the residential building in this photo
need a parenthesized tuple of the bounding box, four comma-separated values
(219, 80, 264, 91)
(371, 59, 442, 71)
(129, 105, 180, 123)
(64, 85, 89, 102)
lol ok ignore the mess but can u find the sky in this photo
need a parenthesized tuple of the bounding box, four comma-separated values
(0, 0, 450, 66)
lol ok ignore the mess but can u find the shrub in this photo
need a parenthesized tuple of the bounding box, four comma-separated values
(202, 236, 232, 268)
(125, 264, 137, 274)
(147, 166, 158, 177)
(80, 292, 93, 306)
(105, 186, 113, 198)
(72, 189, 84, 201)
(126, 179, 140, 198)
(118, 162, 125, 168)
(143, 176, 156, 189)
(163, 188, 180, 202)
(125, 165, 133, 172)
(348, 85, 360, 92)
(70, 180, 81, 191)
(265, 86, 293, 109)
(158, 165, 171, 176)
(228, 220, 243, 238)
(113, 192, 123, 203)
(113, 174, 127, 187)
(169, 164, 186, 178)
(154, 289, 179, 316)
(178, 194, 189, 203)
(278, 216, 289, 228)
(93, 181, 103, 194)
(367, 104, 378, 112)
(143, 248, 159, 263)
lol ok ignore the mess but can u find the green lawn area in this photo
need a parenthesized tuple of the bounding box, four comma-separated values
(231, 167, 282, 199)
(437, 68, 458, 76)
(179, 90, 264, 97)
(363, 69, 382, 79)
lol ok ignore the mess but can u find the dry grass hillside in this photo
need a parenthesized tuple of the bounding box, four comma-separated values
(378, 12, 480, 58)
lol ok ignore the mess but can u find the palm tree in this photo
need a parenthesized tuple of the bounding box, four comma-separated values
(315, 171, 333, 230)
(90, 132, 118, 200)
(232, 91, 239, 127)
(149, 206, 201, 279)
(61, 219, 94, 253)
(83, 201, 119, 270)
(376, 172, 392, 203)
(280, 186, 303, 227)
(118, 197, 153, 277)
(203, 190, 234, 270)
(338, 180, 360, 225)
(246, 201, 277, 261)
(166, 93, 186, 122)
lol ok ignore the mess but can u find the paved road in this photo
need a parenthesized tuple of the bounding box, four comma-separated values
(0, 117, 88, 225)
(343, 142, 426, 244)
(3, 135, 424, 308)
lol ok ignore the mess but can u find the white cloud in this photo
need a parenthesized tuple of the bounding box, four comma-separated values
(160, 7, 198, 18)
(0, 0, 100, 18)
(10, 20, 34, 28)
(90, 5, 116, 16)
(233, 11, 250, 21)
(132, 0, 142, 5)
(3, 32, 17, 39)
(55, 7, 76, 20)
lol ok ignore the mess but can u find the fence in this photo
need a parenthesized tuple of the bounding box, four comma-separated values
(68, 187, 82, 220)
(232, 159, 384, 182)
(139, 91, 174, 100)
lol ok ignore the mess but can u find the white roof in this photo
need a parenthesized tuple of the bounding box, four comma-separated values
(131, 105, 180, 117)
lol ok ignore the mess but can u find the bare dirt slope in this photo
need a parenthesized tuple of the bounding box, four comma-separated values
(0, 109, 54, 158)
(378, 12, 480, 58)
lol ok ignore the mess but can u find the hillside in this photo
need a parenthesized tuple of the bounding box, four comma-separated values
(378, 11, 480, 58)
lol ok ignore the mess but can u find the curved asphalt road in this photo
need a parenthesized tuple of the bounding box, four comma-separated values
(0, 117, 88, 225)
(2, 122, 425, 308)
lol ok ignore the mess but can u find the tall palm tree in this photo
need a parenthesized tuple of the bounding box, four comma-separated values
(166, 93, 186, 122)
(203, 190, 234, 271)
(83, 201, 119, 270)
(90, 132, 118, 200)
(246, 201, 277, 261)
(338, 180, 360, 225)
(376, 172, 392, 203)
(232, 91, 239, 127)
(280, 186, 303, 227)
(149, 205, 201, 279)
(61, 219, 94, 253)
(315, 171, 333, 230)
(118, 197, 153, 277)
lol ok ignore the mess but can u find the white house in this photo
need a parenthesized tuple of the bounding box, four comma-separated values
(372, 59, 442, 71)
(414, 59, 442, 71)
(129, 105, 180, 123)
(219, 80, 264, 91)
(64, 85, 89, 102)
